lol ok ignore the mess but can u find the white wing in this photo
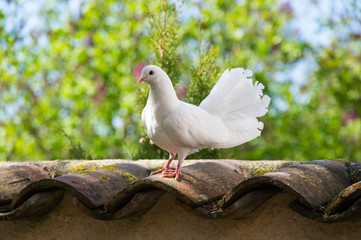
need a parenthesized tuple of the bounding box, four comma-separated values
(163, 102, 229, 149)
(199, 68, 271, 148)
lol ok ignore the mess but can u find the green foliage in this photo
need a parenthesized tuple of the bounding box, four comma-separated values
(148, 0, 182, 85)
(187, 19, 219, 106)
(62, 131, 92, 160)
(0, 0, 149, 161)
(0, 0, 360, 162)
(309, 13, 361, 160)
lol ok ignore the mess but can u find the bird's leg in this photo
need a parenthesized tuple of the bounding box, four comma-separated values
(162, 154, 185, 180)
(151, 152, 176, 175)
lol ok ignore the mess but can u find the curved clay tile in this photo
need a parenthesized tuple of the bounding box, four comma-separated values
(0, 162, 56, 205)
(216, 160, 351, 220)
(2, 159, 361, 222)
(8, 162, 149, 220)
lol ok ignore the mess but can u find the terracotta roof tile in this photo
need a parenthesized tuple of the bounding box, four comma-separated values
(1, 159, 361, 222)
(0, 162, 56, 205)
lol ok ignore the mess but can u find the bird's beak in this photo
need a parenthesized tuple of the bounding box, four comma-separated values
(137, 76, 146, 84)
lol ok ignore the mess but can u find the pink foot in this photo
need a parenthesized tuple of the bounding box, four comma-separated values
(151, 167, 176, 175)
(162, 170, 181, 180)
(151, 153, 176, 176)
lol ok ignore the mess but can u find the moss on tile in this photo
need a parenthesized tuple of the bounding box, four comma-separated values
(253, 167, 273, 176)
(69, 163, 118, 174)
(299, 174, 317, 187)
(99, 165, 117, 171)
(68, 163, 137, 182)
(113, 170, 138, 182)
(152, 164, 165, 172)
(102, 175, 110, 181)
(69, 162, 97, 174)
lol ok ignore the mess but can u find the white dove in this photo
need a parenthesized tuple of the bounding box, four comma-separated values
(138, 65, 270, 180)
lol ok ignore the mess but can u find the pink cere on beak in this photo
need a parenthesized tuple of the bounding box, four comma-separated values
(137, 76, 146, 84)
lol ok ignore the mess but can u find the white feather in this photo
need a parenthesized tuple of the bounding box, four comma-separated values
(199, 68, 270, 148)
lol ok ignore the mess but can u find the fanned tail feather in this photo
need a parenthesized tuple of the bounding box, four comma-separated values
(199, 68, 271, 148)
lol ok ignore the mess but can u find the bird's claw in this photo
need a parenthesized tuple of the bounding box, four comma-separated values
(151, 167, 176, 175)
(151, 164, 180, 180)
(162, 171, 180, 180)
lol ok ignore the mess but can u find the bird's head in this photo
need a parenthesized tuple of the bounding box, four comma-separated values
(137, 65, 163, 84)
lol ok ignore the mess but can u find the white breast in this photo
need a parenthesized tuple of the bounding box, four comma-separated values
(141, 105, 180, 153)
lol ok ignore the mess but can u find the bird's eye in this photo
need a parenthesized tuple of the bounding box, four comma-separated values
(149, 70, 154, 75)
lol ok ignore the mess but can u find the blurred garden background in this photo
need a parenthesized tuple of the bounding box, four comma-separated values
(0, 0, 360, 161)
